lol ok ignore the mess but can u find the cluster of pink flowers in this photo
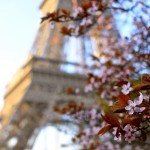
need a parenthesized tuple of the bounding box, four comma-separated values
(72, 6, 83, 18)
(42, 0, 150, 149)
(80, 17, 93, 26)
(121, 82, 133, 95)
(84, 77, 100, 93)
(113, 124, 142, 144)
(87, 2, 98, 16)
(123, 124, 137, 143)
(112, 127, 122, 141)
(124, 91, 145, 115)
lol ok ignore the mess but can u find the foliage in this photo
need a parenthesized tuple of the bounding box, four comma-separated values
(42, 0, 150, 149)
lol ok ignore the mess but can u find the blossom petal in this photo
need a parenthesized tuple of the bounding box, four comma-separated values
(134, 107, 145, 113)
(121, 82, 133, 95)
(128, 100, 136, 107)
(121, 89, 128, 95)
(129, 109, 134, 115)
(125, 106, 131, 110)
(140, 107, 146, 112)
(134, 107, 141, 113)
(135, 92, 143, 105)
(123, 124, 132, 132)
(129, 87, 133, 92)
(127, 82, 130, 88)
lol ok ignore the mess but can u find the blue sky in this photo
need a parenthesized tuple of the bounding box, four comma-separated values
(0, 0, 42, 106)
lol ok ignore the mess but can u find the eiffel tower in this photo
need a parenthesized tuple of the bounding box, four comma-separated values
(0, 0, 94, 149)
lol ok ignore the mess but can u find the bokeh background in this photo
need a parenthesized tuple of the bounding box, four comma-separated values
(0, 0, 42, 108)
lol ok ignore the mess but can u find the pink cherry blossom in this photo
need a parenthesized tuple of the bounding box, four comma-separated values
(84, 84, 93, 93)
(94, 82, 100, 88)
(112, 127, 117, 135)
(90, 108, 97, 119)
(134, 107, 145, 113)
(112, 127, 121, 141)
(121, 82, 133, 95)
(135, 92, 143, 105)
(114, 134, 121, 141)
(90, 77, 95, 84)
(124, 132, 135, 143)
(72, 7, 83, 18)
(80, 17, 93, 26)
(125, 100, 136, 115)
(134, 130, 141, 137)
(125, 93, 145, 115)
(87, 4, 98, 15)
(123, 124, 133, 133)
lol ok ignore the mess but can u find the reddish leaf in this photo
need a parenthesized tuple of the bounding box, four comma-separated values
(133, 84, 150, 91)
(79, 26, 84, 33)
(116, 80, 128, 86)
(61, 27, 70, 35)
(141, 74, 150, 84)
(81, 1, 92, 10)
(110, 105, 126, 113)
(53, 105, 60, 112)
(66, 88, 75, 95)
(61, 9, 69, 15)
(131, 117, 141, 127)
(123, 115, 141, 127)
(61, 107, 69, 114)
(68, 100, 77, 108)
(123, 118, 131, 124)
(110, 105, 123, 111)
(97, 124, 112, 135)
(101, 112, 120, 127)
(118, 94, 130, 107)
(113, 108, 126, 113)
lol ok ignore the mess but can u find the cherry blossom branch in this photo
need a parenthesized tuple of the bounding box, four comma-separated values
(107, 1, 150, 12)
